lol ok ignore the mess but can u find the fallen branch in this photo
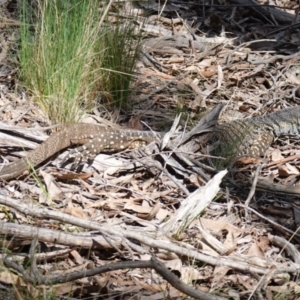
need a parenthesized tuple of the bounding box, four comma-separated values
(4, 240, 227, 300)
(0, 194, 299, 276)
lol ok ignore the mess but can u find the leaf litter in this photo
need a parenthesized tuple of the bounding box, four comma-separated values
(1, 0, 300, 299)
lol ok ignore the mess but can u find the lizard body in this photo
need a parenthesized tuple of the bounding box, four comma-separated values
(2, 106, 300, 180)
(212, 106, 300, 164)
(0, 123, 162, 180)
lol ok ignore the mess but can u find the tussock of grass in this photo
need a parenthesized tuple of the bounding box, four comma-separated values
(99, 12, 143, 109)
(20, 0, 143, 124)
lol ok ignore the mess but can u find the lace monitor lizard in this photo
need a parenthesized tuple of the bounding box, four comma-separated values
(0, 106, 300, 180)
(0, 124, 163, 180)
(212, 106, 300, 165)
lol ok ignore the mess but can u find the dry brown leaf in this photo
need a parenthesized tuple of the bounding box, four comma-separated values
(237, 274, 257, 291)
(200, 82, 218, 101)
(286, 71, 300, 84)
(124, 203, 155, 215)
(237, 235, 253, 245)
(16, 181, 40, 196)
(128, 115, 143, 130)
(143, 201, 161, 220)
(197, 219, 235, 254)
(212, 266, 231, 288)
(199, 218, 244, 238)
(187, 78, 203, 95)
(98, 199, 122, 211)
(247, 241, 265, 258)
(227, 274, 238, 284)
(57, 172, 92, 180)
(135, 276, 181, 298)
(271, 148, 284, 161)
(163, 258, 182, 271)
(158, 16, 182, 25)
(87, 196, 121, 209)
(24, 283, 41, 299)
(180, 266, 202, 283)
(189, 173, 206, 186)
(223, 230, 237, 254)
(278, 163, 299, 177)
(239, 105, 251, 112)
(142, 69, 174, 79)
(194, 240, 219, 257)
(198, 58, 213, 67)
(0, 270, 24, 285)
(200, 66, 217, 78)
(156, 253, 178, 260)
(235, 156, 261, 165)
(168, 55, 184, 63)
(52, 283, 77, 295)
(140, 290, 181, 300)
(188, 95, 204, 109)
(70, 250, 84, 265)
(184, 65, 201, 74)
(41, 170, 63, 199)
(14, 278, 23, 300)
(228, 62, 251, 71)
(268, 281, 300, 294)
(62, 207, 88, 219)
(257, 236, 270, 252)
(286, 162, 299, 174)
(141, 177, 155, 191)
(155, 208, 169, 222)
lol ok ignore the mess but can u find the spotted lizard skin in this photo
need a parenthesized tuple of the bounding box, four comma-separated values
(212, 106, 300, 164)
(1, 106, 300, 179)
(0, 123, 162, 180)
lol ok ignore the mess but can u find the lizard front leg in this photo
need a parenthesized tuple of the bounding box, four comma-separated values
(66, 132, 154, 168)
